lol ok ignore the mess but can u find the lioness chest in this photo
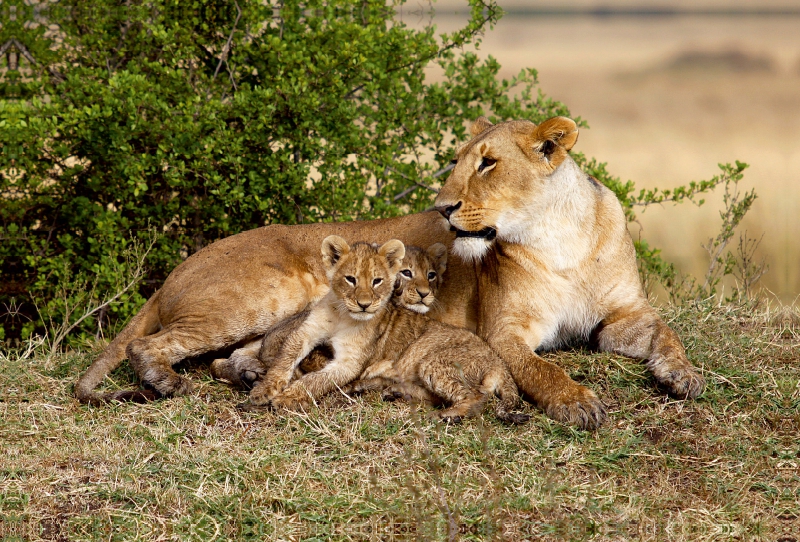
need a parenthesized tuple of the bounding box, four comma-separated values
(478, 245, 610, 351)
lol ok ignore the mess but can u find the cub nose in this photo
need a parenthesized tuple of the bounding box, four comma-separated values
(417, 289, 429, 299)
(357, 300, 371, 310)
(435, 201, 462, 219)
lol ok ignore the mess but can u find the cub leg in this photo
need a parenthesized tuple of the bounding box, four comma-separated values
(210, 339, 263, 390)
(270, 357, 365, 411)
(343, 376, 397, 396)
(409, 359, 485, 423)
(595, 305, 705, 399)
(480, 366, 530, 425)
(381, 382, 438, 406)
(486, 331, 607, 430)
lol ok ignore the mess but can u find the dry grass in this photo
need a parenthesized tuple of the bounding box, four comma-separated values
(1, 300, 798, 541)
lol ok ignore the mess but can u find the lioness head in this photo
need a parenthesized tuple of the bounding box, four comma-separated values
(321, 235, 405, 321)
(394, 243, 448, 314)
(434, 116, 579, 261)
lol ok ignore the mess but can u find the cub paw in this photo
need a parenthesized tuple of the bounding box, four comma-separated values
(270, 389, 312, 412)
(545, 385, 607, 431)
(381, 387, 409, 402)
(248, 382, 281, 407)
(438, 414, 463, 425)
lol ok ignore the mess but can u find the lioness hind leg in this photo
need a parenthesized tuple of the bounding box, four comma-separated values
(595, 306, 705, 399)
(127, 326, 224, 397)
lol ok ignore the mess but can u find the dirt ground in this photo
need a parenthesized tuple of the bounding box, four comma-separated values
(408, 5, 800, 303)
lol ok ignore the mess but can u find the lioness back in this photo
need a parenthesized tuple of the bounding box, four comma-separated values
(347, 245, 529, 425)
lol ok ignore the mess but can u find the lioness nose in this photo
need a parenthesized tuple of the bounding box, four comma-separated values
(417, 289, 429, 299)
(435, 201, 462, 219)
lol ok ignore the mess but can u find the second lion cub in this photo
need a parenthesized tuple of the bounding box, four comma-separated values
(346, 244, 529, 425)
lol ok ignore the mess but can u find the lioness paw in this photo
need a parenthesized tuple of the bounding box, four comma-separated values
(657, 367, 706, 400)
(545, 385, 607, 431)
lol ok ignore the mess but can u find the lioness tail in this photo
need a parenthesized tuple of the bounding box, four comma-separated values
(74, 291, 162, 405)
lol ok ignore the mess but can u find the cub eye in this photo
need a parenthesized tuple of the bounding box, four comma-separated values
(449, 158, 458, 165)
(427, 271, 437, 281)
(400, 269, 413, 278)
(372, 278, 383, 287)
(344, 276, 356, 286)
(478, 157, 496, 173)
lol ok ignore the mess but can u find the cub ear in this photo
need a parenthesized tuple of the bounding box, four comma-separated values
(379, 239, 406, 273)
(470, 116, 494, 137)
(321, 235, 351, 270)
(426, 243, 448, 276)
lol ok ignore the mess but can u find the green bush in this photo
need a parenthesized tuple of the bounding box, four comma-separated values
(0, 0, 752, 347)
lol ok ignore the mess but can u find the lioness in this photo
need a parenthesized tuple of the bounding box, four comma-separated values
(75, 115, 704, 430)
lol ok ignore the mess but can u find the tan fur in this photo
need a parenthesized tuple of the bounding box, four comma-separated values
(434, 116, 704, 428)
(344, 246, 529, 425)
(76, 115, 704, 430)
(246, 237, 405, 409)
(209, 244, 448, 389)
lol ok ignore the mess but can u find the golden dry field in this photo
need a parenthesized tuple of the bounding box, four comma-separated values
(411, 2, 800, 303)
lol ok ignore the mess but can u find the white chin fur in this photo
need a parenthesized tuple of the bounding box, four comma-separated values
(349, 312, 375, 321)
(405, 303, 429, 314)
(452, 237, 492, 261)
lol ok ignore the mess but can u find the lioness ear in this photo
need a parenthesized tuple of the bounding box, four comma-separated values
(379, 239, 405, 273)
(527, 116, 578, 166)
(321, 235, 350, 270)
(534, 117, 578, 159)
(426, 243, 448, 275)
(470, 116, 494, 137)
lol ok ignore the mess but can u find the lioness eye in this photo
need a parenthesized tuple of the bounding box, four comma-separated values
(345, 276, 356, 286)
(372, 278, 383, 286)
(400, 269, 413, 278)
(427, 271, 437, 281)
(449, 158, 457, 165)
(478, 157, 496, 173)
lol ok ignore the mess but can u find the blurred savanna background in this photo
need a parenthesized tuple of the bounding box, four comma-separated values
(406, 0, 800, 304)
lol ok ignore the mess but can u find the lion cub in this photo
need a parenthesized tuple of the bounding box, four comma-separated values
(247, 235, 405, 409)
(211, 240, 446, 390)
(345, 245, 529, 425)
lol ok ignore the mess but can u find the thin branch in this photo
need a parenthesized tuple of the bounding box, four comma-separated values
(213, 0, 242, 81)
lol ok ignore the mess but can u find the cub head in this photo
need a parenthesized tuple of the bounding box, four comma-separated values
(434, 116, 579, 261)
(393, 243, 448, 314)
(321, 235, 405, 321)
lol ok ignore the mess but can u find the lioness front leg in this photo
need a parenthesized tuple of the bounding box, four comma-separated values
(488, 333, 607, 430)
(595, 306, 705, 399)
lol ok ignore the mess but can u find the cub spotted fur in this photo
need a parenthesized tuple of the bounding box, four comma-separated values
(209, 242, 446, 389)
(248, 236, 405, 409)
(344, 244, 529, 425)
